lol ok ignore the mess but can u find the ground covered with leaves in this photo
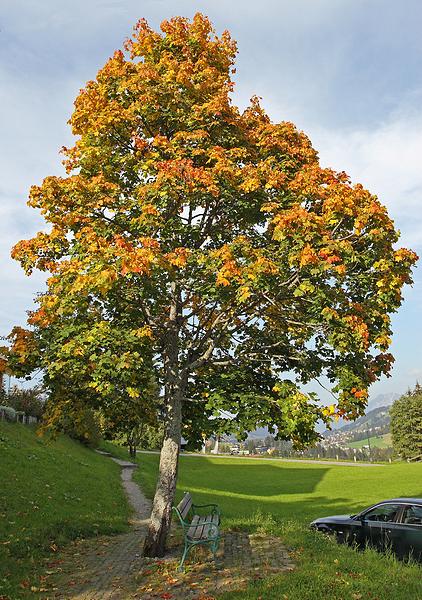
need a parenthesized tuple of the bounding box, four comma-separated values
(50, 527, 293, 600)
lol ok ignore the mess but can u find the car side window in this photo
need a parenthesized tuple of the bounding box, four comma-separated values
(363, 504, 402, 523)
(402, 505, 422, 525)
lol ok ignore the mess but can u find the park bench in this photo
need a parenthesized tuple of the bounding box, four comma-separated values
(172, 491, 221, 570)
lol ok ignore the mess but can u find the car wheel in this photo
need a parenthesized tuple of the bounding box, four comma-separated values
(317, 525, 334, 535)
(336, 530, 346, 544)
(337, 529, 356, 545)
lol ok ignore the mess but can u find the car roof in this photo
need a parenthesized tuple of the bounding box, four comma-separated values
(356, 498, 422, 516)
(378, 498, 422, 504)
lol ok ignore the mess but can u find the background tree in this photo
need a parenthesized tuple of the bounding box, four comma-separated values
(100, 375, 162, 457)
(7, 300, 159, 449)
(45, 398, 102, 447)
(10, 14, 417, 557)
(390, 385, 422, 460)
(5, 385, 45, 420)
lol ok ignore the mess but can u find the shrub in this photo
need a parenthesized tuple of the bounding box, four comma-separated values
(0, 405, 17, 422)
(5, 385, 45, 419)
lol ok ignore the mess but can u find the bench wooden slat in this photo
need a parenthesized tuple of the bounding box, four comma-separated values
(187, 513, 219, 540)
(177, 492, 192, 520)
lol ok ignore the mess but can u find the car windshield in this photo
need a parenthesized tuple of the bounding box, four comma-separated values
(363, 504, 402, 522)
(353, 504, 391, 520)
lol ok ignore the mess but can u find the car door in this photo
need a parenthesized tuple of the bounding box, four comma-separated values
(360, 503, 403, 551)
(382, 505, 406, 557)
(396, 504, 422, 560)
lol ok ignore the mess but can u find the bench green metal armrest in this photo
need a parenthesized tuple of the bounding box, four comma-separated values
(192, 503, 221, 519)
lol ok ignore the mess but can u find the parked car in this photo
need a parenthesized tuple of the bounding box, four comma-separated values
(310, 498, 422, 561)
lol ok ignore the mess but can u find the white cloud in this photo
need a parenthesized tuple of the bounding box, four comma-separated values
(308, 109, 422, 252)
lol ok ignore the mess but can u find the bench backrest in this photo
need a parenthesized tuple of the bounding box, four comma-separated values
(174, 492, 192, 523)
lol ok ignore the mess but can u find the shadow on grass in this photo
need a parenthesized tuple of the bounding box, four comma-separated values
(172, 459, 357, 528)
(139, 456, 359, 519)
(134, 453, 422, 529)
(179, 462, 330, 496)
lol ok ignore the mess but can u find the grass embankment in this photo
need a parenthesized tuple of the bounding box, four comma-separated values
(0, 422, 130, 599)
(348, 432, 392, 449)
(134, 453, 422, 600)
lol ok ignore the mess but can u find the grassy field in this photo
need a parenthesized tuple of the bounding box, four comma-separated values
(133, 452, 422, 600)
(0, 422, 130, 599)
(348, 432, 392, 449)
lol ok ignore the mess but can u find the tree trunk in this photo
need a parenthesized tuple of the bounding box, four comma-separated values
(143, 389, 182, 557)
(143, 285, 183, 557)
(211, 435, 220, 454)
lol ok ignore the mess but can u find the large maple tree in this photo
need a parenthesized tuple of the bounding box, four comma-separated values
(10, 14, 417, 556)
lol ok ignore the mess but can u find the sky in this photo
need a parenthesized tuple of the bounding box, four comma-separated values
(1, 0, 421, 399)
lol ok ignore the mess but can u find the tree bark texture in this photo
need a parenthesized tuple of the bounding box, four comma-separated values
(143, 291, 184, 557)
(143, 389, 182, 557)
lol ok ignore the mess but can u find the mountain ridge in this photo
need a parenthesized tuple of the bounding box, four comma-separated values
(244, 392, 401, 441)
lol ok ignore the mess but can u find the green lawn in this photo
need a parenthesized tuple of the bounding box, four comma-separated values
(134, 453, 422, 600)
(348, 433, 392, 449)
(0, 422, 130, 599)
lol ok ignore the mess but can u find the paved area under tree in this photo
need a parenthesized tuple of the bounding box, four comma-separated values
(50, 455, 294, 600)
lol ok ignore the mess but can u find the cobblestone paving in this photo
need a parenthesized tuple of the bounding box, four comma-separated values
(49, 458, 294, 600)
(134, 531, 295, 599)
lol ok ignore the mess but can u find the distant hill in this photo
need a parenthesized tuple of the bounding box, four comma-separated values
(366, 392, 400, 412)
(348, 432, 392, 450)
(333, 405, 391, 435)
(327, 392, 400, 431)
(323, 404, 393, 447)
(220, 427, 273, 443)
(234, 392, 400, 443)
(246, 427, 271, 440)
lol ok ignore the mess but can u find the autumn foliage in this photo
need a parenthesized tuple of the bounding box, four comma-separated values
(9, 14, 417, 555)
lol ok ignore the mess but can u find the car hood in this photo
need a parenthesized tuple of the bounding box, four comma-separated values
(311, 515, 356, 525)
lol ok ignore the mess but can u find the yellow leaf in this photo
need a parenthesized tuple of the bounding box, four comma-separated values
(132, 325, 153, 339)
(216, 272, 230, 286)
(126, 387, 140, 398)
(322, 404, 336, 417)
(238, 286, 251, 302)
